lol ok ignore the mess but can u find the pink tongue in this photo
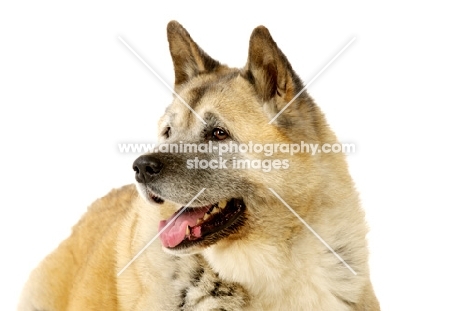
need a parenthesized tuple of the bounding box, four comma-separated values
(158, 207, 209, 248)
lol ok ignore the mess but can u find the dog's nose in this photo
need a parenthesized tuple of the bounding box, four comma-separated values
(132, 155, 163, 183)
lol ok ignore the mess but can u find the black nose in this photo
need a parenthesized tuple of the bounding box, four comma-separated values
(132, 155, 163, 183)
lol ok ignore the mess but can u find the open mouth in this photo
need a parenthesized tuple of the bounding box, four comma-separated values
(158, 198, 246, 249)
(148, 192, 164, 204)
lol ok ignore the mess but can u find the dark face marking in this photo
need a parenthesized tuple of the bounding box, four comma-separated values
(188, 85, 209, 108)
(201, 112, 231, 141)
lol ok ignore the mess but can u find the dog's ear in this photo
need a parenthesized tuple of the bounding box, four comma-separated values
(245, 26, 306, 114)
(167, 21, 221, 89)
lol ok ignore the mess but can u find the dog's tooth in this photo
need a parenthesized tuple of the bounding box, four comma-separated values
(212, 207, 219, 214)
(203, 213, 210, 221)
(218, 200, 227, 209)
(196, 218, 202, 225)
(185, 226, 190, 236)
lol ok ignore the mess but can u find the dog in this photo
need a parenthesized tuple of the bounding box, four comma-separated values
(18, 21, 380, 310)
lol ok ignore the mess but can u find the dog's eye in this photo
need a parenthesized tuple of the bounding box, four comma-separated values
(212, 128, 228, 140)
(163, 127, 171, 139)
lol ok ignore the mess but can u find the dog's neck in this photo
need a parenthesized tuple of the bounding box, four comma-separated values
(203, 239, 285, 296)
(202, 234, 350, 310)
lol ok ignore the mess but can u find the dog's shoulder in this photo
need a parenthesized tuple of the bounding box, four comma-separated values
(18, 185, 138, 311)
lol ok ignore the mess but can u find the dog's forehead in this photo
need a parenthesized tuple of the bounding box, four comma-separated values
(164, 72, 261, 127)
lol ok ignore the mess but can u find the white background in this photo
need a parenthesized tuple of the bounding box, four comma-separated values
(1, 1, 467, 310)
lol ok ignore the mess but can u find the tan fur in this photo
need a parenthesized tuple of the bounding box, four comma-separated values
(19, 21, 379, 310)
(18, 185, 133, 310)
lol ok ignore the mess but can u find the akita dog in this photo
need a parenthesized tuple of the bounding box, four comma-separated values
(19, 21, 380, 310)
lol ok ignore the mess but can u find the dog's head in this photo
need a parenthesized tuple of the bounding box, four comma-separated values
(133, 21, 341, 255)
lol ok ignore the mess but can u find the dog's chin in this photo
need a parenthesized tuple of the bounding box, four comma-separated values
(162, 244, 204, 256)
(135, 183, 166, 205)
